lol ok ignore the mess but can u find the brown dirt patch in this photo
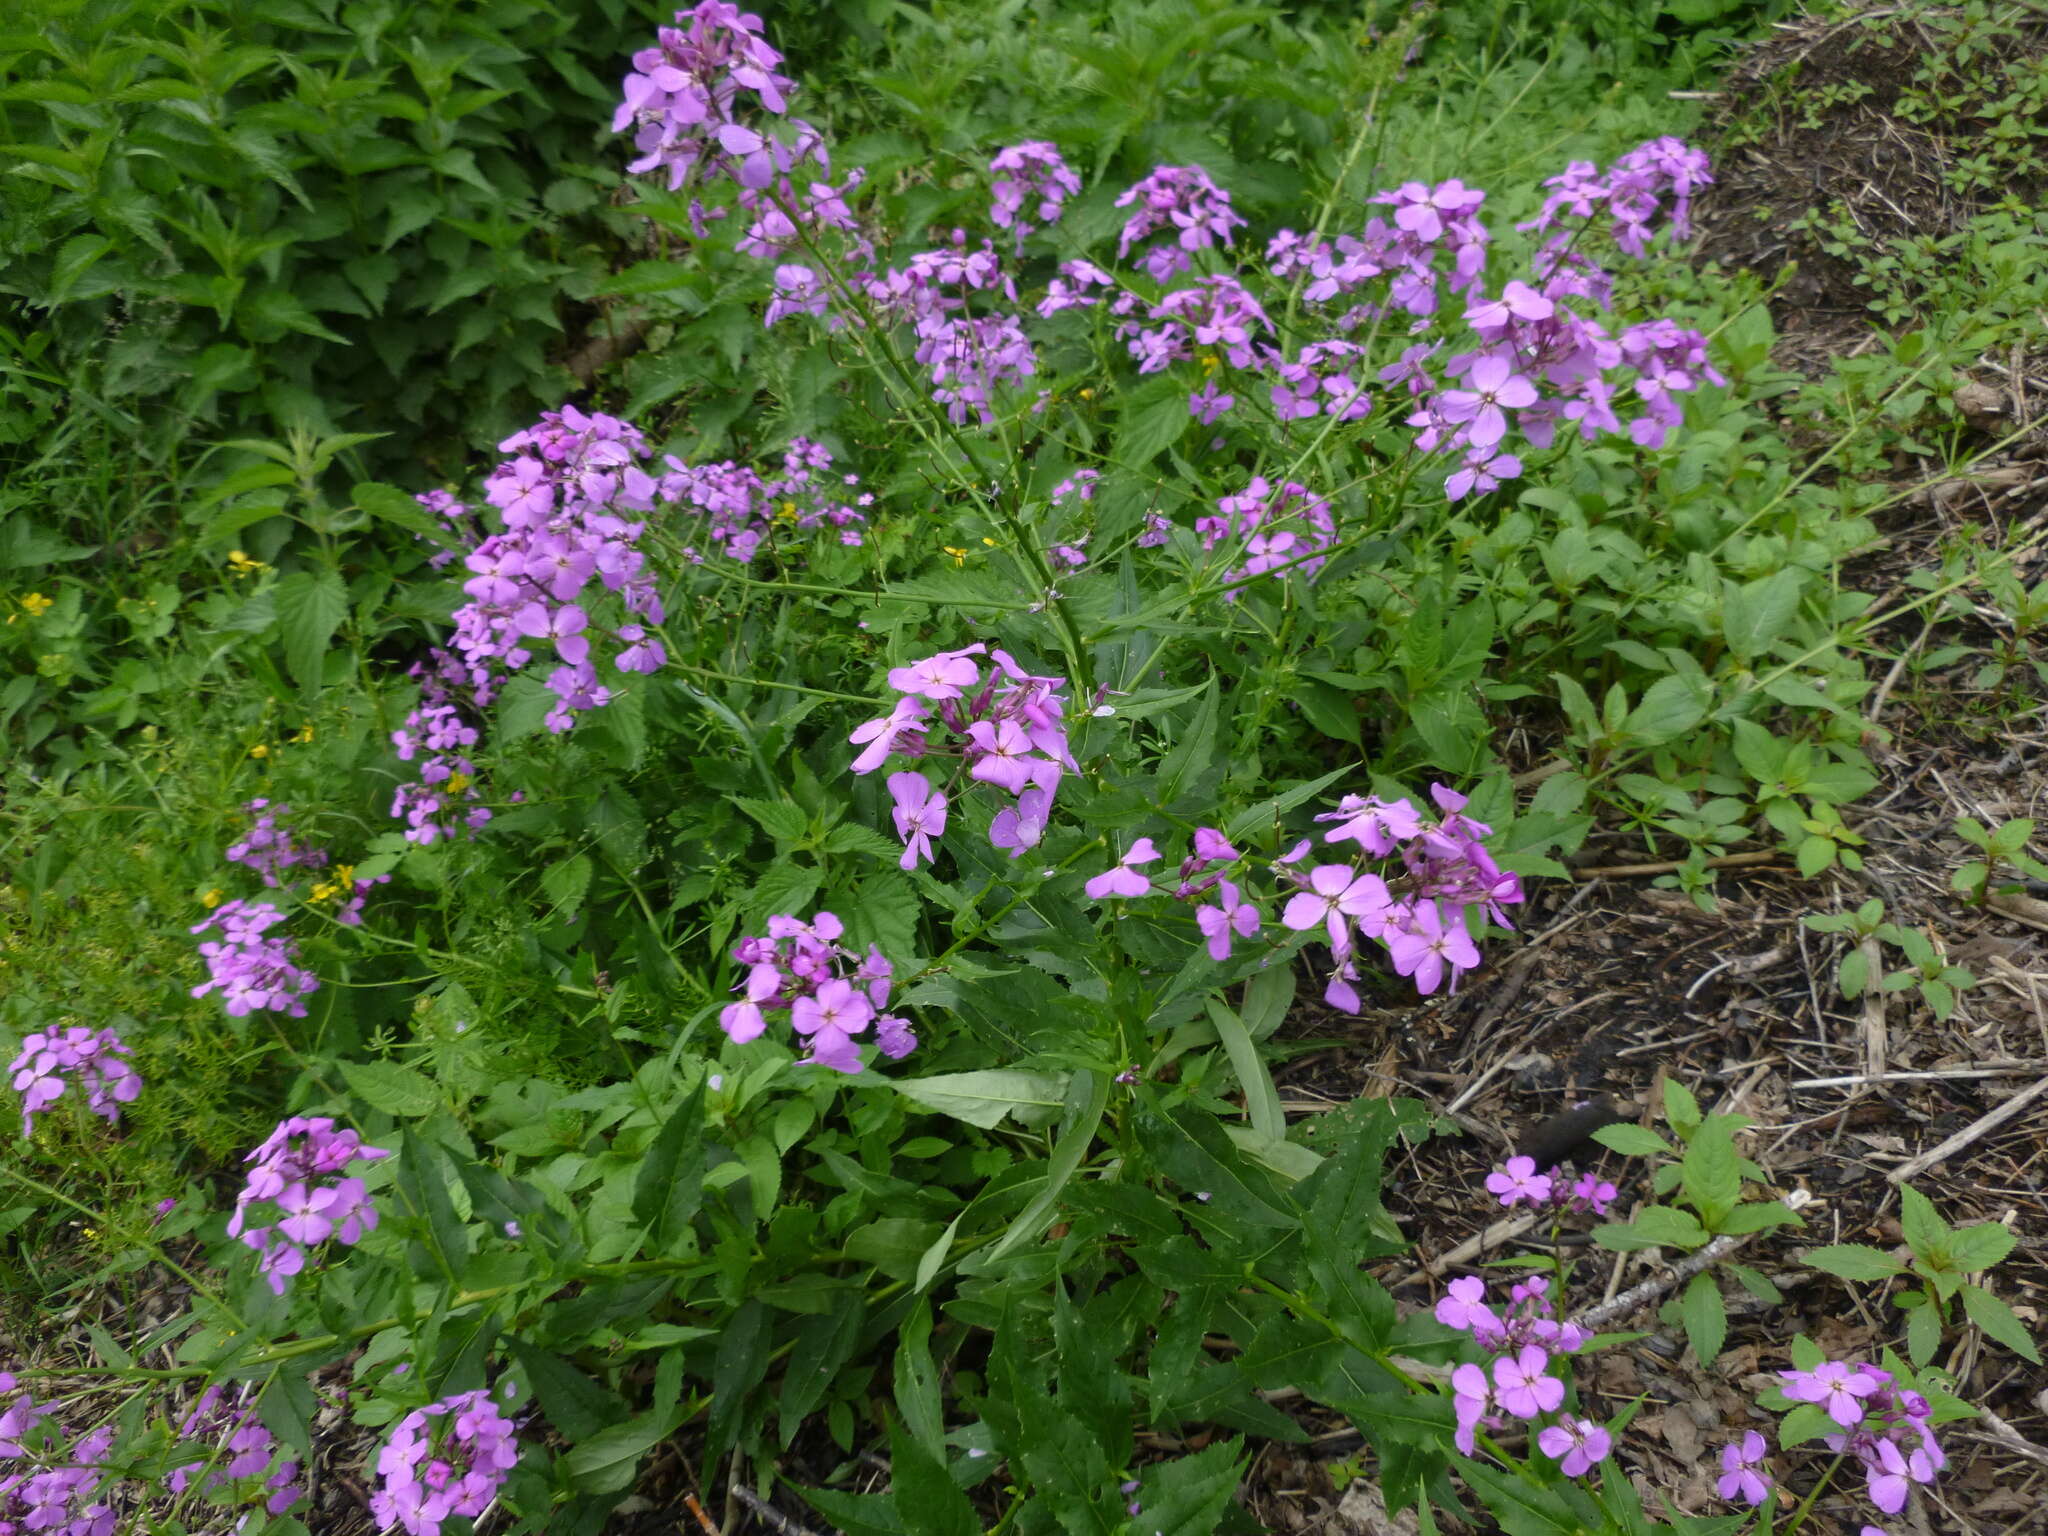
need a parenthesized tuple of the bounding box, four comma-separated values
(1690, 1, 2048, 369)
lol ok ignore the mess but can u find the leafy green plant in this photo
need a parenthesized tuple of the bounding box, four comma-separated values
(1805, 898, 1978, 1020)
(1804, 1183, 2039, 1366)
(1952, 813, 2048, 903)
(1590, 1080, 1805, 1364)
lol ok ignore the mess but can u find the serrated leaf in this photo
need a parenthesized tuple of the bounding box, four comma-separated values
(731, 795, 809, 842)
(1592, 1124, 1672, 1158)
(1898, 1184, 1950, 1259)
(1948, 1222, 2017, 1273)
(1680, 1270, 1726, 1364)
(1962, 1283, 2041, 1362)
(891, 1070, 1069, 1129)
(272, 568, 347, 692)
(338, 1059, 438, 1119)
(1804, 1243, 1906, 1281)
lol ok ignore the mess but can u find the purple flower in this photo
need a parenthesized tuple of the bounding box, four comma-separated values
(1085, 839, 1161, 900)
(1189, 381, 1234, 424)
(1537, 1417, 1613, 1477)
(1491, 1346, 1564, 1419)
(1280, 865, 1390, 956)
(1383, 901, 1481, 996)
(371, 1387, 520, 1536)
(1195, 880, 1262, 961)
(888, 645, 985, 701)
(990, 141, 1080, 246)
(8, 1026, 141, 1138)
(1435, 353, 1537, 451)
(1717, 1431, 1771, 1506)
(1484, 1156, 1555, 1208)
(227, 1117, 389, 1295)
(1113, 164, 1246, 281)
(719, 915, 915, 1072)
(190, 899, 320, 1018)
(1780, 1361, 1880, 1427)
(989, 786, 1052, 858)
(887, 771, 949, 870)
(1450, 1362, 1490, 1454)
(1434, 1275, 1499, 1336)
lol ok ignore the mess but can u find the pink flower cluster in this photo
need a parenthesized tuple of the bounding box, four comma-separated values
(7, 1027, 139, 1138)
(1519, 137, 1713, 258)
(1778, 1360, 1946, 1519)
(850, 643, 1074, 868)
(1, 1375, 116, 1536)
(1118, 274, 1270, 376)
(1484, 1155, 1618, 1215)
(717, 912, 915, 1072)
(167, 1383, 303, 1521)
(611, 2, 859, 255)
(371, 1389, 520, 1536)
(190, 900, 320, 1018)
(455, 405, 668, 734)
(227, 1116, 388, 1295)
(1437, 1276, 1607, 1473)
(225, 798, 325, 886)
(1114, 164, 1247, 282)
(1282, 784, 1523, 1007)
(413, 488, 480, 570)
(1196, 477, 1337, 592)
(390, 648, 493, 846)
(660, 437, 870, 562)
(989, 141, 1081, 248)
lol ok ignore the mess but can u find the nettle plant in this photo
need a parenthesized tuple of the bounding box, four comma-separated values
(7, 6, 2013, 1536)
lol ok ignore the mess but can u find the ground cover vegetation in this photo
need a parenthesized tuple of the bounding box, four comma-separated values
(3, 0, 2045, 1532)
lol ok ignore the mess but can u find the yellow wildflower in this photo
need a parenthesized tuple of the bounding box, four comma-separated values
(311, 865, 355, 903)
(19, 592, 52, 617)
(290, 723, 315, 745)
(248, 743, 270, 759)
(201, 888, 224, 908)
(1198, 352, 1221, 375)
(444, 770, 471, 795)
(228, 550, 268, 576)
(1078, 388, 1095, 400)
(942, 545, 969, 567)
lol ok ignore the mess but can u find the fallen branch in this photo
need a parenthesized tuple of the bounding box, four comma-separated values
(1886, 1074, 2048, 1185)
(1571, 1189, 1814, 1333)
(1792, 1063, 2046, 1089)
(731, 1486, 823, 1536)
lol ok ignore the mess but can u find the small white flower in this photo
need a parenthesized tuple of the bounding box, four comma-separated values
(1092, 704, 1116, 717)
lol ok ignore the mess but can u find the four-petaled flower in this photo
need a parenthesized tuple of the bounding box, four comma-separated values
(1085, 839, 1160, 900)
(1717, 1430, 1772, 1506)
(1485, 1155, 1555, 1208)
(1195, 880, 1262, 961)
(1536, 1416, 1613, 1478)
(887, 771, 949, 870)
(1491, 1346, 1564, 1419)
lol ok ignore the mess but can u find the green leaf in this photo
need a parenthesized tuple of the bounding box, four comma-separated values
(507, 1340, 626, 1441)
(1595, 1205, 1708, 1252)
(1905, 1300, 1941, 1367)
(396, 1133, 471, 1277)
(706, 1299, 772, 1464)
(1804, 1243, 1906, 1282)
(563, 1401, 686, 1493)
(1962, 1283, 2041, 1362)
(1459, 1459, 1597, 1536)
(352, 481, 460, 548)
(631, 1083, 707, 1255)
(540, 853, 592, 920)
(338, 1059, 438, 1119)
(1117, 376, 1193, 466)
(1592, 1124, 1672, 1159)
(731, 795, 810, 843)
(256, 1369, 318, 1459)
(888, 1417, 979, 1536)
(1898, 1184, 1951, 1260)
(1948, 1222, 2017, 1273)
(974, 1070, 1110, 1265)
(1680, 1270, 1726, 1364)
(272, 568, 347, 692)
(1205, 998, 1284, 1142)
(891, 1070, 1069, 1130)
(1722, 568, 1804, 665)
(1680, 1120, 1743, 1226)
(778, 1299, 867, 1446)
(893, 1300, 947, 1460)
(1138, 1439, 1245, 1536)
(1623, 672, 1710, 745)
